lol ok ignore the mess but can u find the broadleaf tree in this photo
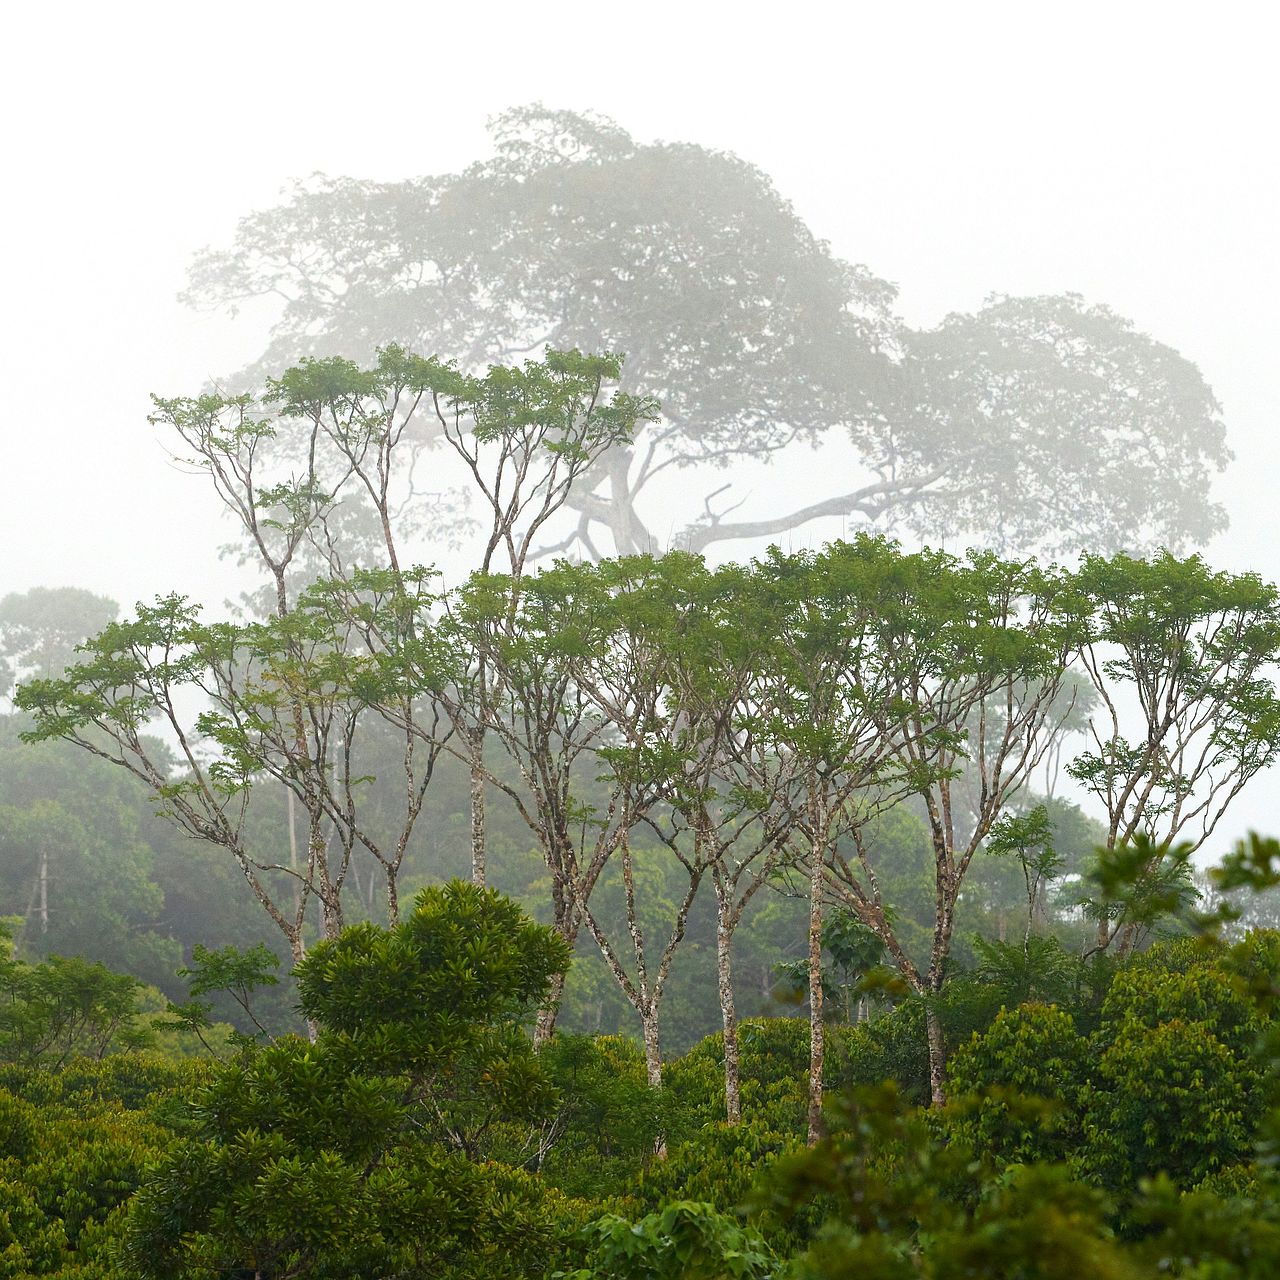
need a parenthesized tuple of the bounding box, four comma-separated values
(185, 105, 1230, 562)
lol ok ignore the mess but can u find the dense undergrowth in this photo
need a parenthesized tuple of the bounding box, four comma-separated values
(3, 888, 1279, 1279)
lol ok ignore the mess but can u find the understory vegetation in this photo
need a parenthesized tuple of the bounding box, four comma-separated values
(4, 877, 1280, 1278)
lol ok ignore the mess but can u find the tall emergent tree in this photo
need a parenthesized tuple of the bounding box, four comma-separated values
(185, 106, 1230, 560)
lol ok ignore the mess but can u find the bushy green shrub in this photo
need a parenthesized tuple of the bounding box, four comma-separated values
(0, 1062, 180, 1278)
(633, 1121, 798, 1220)
(495, 1033, 667, 1200)
(946, 1002, 1089, 1165)
(121, 882, 584, 1279)
(1078, 938, 1270, 1189)
(557, 1201, 779, 1280)
(1084, 1016, 1257, 1188)
(1099, 951, 1260, 1056)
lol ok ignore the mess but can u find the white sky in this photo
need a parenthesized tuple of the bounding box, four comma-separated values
(2, 0, 1278, 845)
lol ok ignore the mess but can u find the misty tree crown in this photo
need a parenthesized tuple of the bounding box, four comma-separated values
(185, 105, 1228, 561)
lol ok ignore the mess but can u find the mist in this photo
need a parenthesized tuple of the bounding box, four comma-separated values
(4, 2, 1276, 846)
(5, 10, 1280, 1270)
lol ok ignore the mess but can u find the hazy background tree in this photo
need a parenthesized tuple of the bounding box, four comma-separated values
(185, 106, 1230, 563)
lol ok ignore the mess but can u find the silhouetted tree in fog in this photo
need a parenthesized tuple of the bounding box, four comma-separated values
(186, 106, 1229, 560)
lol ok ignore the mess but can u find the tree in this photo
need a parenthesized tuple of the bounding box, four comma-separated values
(0, 586, 118, 700)
(1069, 551, 1280, 955)
(185, 106, 1229, 560)
(744, 540, 913, 1141)
(0, 922, 148, 1067)
(421, 348, 656, 885)
(121, 881, 576, 1280)
(819, 545, 1080, 1105)
(14, 348, 646, 973)
(552, 554, 785, 1097)
(446, 562, 640, 1047)
(603, 555, 797, 1124)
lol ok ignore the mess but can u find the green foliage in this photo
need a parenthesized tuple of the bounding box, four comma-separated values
(0, 718, 183, 990)
(0, 586, 118, 697)
(121, 882, 578, 1278)
(160, 941, 281, 1050)
(633, 1123, 798, 1229)
(1085, 1017, 1255, 1189)
(530, 1034, 668, 1197)
(1099, 947, 1261, 1056)
(666, 1019, 813, 1136)
(1078, 835, 1200, 944)
(0, 1055, 194, 1278)
(0, 925, 149, 1067)
(1069, 553, 1280, 891)
(559, 1201, 780, 1280)
(969, 935, 1080, 1008)
(1068, 938, 1271, 1191)
(758, 1084, 1142, 1280)
(1131, 1171, 1280, 1277)
(947, 1003, 1089, 1165)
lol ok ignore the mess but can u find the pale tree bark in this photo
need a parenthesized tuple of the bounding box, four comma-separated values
(468, 725, 487, 887)
(37, 848, 48, 934)
(806, 832, 826, 1147)
(713, 880, 741, 1125)
(925, 1006, 947, 1108)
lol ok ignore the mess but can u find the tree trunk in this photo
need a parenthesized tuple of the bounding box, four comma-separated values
(385, 868, 400, 927)
(641, 1004, 663, 1089)
(38, 848, 48, 934)
(925, 1003, 947, 1107)
(641, 1000, 668, 1158)
(807, 844, 825, 1146)
(605, 448, 654, 555)
(469, 726, 486, 887)
(534, 967, 567, 1048)
(714, 891, 742, 1125)
(286, 788, 301, 919)
(289, 931, 319, 1044)
(535, 893, 578, 1048)
(319, 885, 344, 940)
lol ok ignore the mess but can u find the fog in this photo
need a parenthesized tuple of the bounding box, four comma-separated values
(3, 1, 1278, 844)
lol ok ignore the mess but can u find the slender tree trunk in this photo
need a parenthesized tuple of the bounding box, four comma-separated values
(534, 967, 568, 1048)
(641, 1004, 663, 1089)
(641, 999, 669, 1158)
(38, 848, 48, 934)
(385, 869, 400, 927)
(807, 839, 826, 1146)
(288, 930, 319, 1044)
(286, 788, 300, 919)
(315, 825, 344, 941)
(925, 1003, 946, 1107)
(714, 888, 742, 1125)
(469, 725, 486, 887)
(535, 889, 578, 1047)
